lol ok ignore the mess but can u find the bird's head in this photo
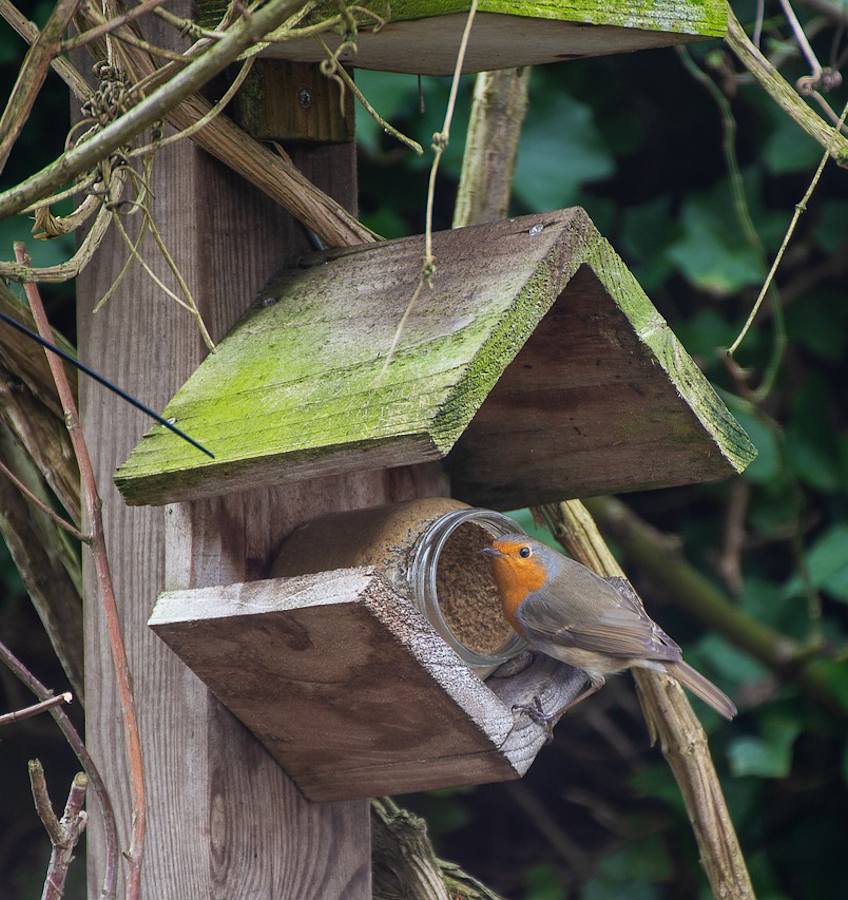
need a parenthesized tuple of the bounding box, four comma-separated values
(481, 534, 557, 602)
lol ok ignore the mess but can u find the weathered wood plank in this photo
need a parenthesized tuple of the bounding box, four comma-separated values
(116, 208, 755, 508)
(233, 60, 355, 143)
(77, 11, 377, 892)
(150, 568, 585, 800)
(201, 0, 727, 74)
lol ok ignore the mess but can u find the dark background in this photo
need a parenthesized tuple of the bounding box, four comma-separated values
(2, 1, 848, 897)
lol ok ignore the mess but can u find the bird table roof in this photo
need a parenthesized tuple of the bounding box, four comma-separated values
(115, 208, 755, 507)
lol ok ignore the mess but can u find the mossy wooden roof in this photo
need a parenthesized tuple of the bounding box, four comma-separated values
(115, 208, 755, 507)
(200, 0, 727, 74)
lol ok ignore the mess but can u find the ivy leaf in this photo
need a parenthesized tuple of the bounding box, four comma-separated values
(784, 523, 848, 601)
(722, 398, 782, 485)
(727, 716, 801, 778)
(513, 91, 614, 211)
(667, 179, 765, 294)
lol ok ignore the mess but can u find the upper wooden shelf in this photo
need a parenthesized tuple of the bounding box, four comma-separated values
(115, 208, 754, 508)
(200, 0, 727, 75)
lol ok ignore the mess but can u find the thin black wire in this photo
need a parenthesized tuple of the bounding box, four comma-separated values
(0, 309, 215, 459)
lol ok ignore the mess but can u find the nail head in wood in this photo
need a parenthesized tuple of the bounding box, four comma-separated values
(232, 60, 354, 144)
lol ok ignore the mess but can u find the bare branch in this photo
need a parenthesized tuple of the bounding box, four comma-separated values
(62, 0, 171, 50)
(0, 0, 307, 219)
(0, 458, 86, 541)
(29, 761, 89, 900)
(726, 8, 848, 165)
(0, 0, 80, 174)
(542, 500, 755, 900)
(29, 760, 64, 845)
(1, 692, 72, 727)
(0, 640, 118, 899)
(15, 242, 145, 899)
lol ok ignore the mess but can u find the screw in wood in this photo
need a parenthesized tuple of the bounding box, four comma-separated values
(297, 87, 312, 109)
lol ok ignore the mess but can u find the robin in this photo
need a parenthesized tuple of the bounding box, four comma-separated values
(482, 535, 736, 730)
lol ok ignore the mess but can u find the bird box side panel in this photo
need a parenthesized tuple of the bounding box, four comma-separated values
(450, 240, 756, 508)
(150, 569, 521, 800)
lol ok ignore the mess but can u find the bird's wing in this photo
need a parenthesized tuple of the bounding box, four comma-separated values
(516, 567, 681, 662)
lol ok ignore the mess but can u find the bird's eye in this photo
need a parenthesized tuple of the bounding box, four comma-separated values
(519, 546, 531, 558)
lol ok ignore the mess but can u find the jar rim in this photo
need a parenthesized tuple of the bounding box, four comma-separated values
(409, 507, 528, 669)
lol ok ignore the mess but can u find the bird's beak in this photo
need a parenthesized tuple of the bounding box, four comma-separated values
(480, 547, 503, 558)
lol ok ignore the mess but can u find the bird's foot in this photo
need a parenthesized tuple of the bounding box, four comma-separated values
(512, 695, 556, 744)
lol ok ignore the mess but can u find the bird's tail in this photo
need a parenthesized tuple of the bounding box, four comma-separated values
(665, 660, 737, 720)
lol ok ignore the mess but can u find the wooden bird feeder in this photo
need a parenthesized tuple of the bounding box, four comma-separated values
(200, 0, 727, 75)
(125, 207, 755, 801)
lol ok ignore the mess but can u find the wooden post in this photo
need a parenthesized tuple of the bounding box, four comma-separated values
(75, 18, 443, 896)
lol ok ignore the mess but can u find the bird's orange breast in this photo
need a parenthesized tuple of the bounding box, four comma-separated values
(489, 557, 547, 633)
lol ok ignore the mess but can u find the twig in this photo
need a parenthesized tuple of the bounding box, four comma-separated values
(0, 640, 118, 899)
(728, 97, 848, 355)
(0, 459, 87, 541)
(29, 760, 64, 845)
(424, 0, 478, 269)
(62, 0, 171, 50)
(677, 46, 787, 399)
(725, 8, 848, 165)
(583, 495, 847, 714)
(29, 761, 89, 900)
(0, 300, 215, 457)
(0, 0, 80, 174)
(0, 692, 72, 726)
(541, 500, 755, 900)
(317, 38, 422, 154)
(379, 0, 478, 376)
(14, 244, 146, 900)
(778, 0, 825, 80)
(0, 0, 306, 219)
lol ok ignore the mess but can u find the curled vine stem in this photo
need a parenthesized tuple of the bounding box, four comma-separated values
(727, 97, 848, 356)
(318, 37, 422, 154)
(379, 0, 479, 380)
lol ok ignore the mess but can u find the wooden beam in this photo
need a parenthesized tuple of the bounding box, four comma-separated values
(115, 208, 755, 508)
(150, 568, 584, 801)
(200, 0, 727, 75)
(77, 12, 397, 896)
(232, 60, 355, 143)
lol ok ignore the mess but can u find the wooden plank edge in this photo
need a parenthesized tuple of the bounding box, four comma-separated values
(582, 236, 757, 476)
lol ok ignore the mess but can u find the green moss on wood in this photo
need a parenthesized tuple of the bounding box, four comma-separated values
(114, 208, 754, 506)
(198, 0, 726, 39)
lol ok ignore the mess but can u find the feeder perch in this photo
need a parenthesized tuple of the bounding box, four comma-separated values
(115, 207, 756, 508)
(200, 0, 727, 75)
(151, 567, 586, 800)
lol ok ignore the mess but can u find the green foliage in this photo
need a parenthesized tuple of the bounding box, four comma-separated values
(727, 714, 802, 778)
(367, 17, 848, 896)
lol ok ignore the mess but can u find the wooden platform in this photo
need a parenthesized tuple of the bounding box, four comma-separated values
(115, 208, 755, 507)
(149, 567, 585, 801)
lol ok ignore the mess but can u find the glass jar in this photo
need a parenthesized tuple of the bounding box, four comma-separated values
(270, 499, 527, 675)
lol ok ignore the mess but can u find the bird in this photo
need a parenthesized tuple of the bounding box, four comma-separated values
(481, 534, 736, 731)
